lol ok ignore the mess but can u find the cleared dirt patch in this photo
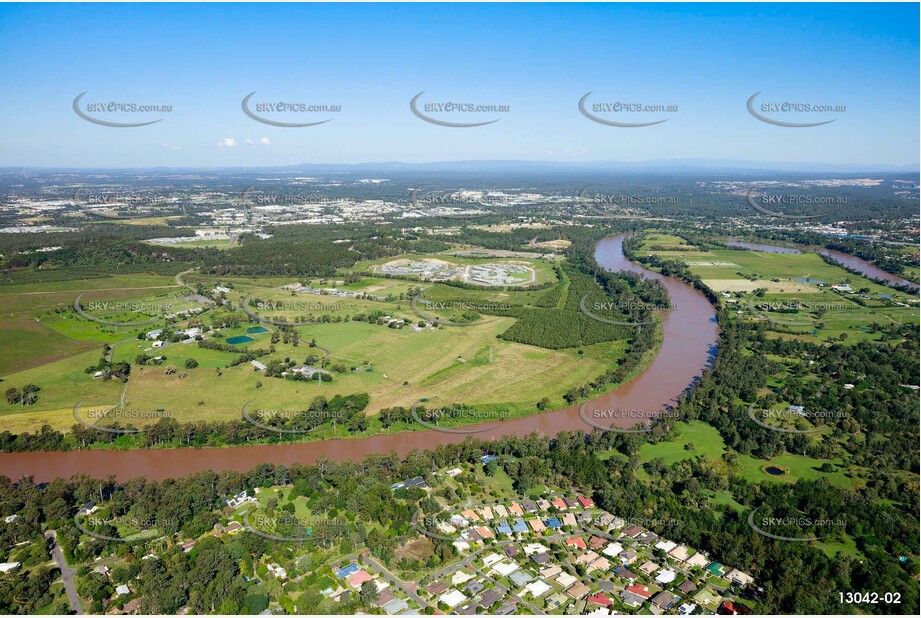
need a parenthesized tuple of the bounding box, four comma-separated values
(394, 536, 435, 562)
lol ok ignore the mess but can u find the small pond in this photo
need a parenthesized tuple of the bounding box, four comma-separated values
(226, 335, 255, 345)
(765, 466, 787, 476)
(794, 277, 827, 285)
(246, 326, 270, 334)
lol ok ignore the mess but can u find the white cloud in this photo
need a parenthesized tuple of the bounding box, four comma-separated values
(161, 143, 182, 150)
(216, 138, 237, 148)
(259, 137, 271, 146)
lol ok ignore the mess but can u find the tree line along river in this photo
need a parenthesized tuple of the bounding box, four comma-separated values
(1, 233, 721, 482)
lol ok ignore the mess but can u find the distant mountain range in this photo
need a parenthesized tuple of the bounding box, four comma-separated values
(277, 159, 919, 175)
(3, 159, 918, 175)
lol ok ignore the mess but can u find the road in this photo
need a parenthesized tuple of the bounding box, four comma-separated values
(45, 530, 84, 615)
(416, 517, 582, 615)
(470, 561, 545, 615)
(362, 553, 430, 609)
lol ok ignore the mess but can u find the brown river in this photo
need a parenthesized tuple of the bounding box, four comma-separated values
(0, 234, 719, 482)
(726, 238, 919, 291)
(816, 248, 919, 291)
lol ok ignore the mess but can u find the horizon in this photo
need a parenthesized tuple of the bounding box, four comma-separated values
(2, 157, 919, 173)
(1, 2, 918, 168)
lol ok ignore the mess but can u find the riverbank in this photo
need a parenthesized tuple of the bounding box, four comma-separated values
(0, 234, 719, 482)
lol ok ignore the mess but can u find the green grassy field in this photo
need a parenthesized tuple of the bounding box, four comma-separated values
(600, 418, 856, 492)
(0, 274, 183, 373)
(0, 347, 124, 432)
(640, 235, 919, 304)
(708, 490, 745, 513)
(736, 453, 853, 488)
(639, 421, 727, 465)
(638, 232, 918, 346)
(708, 249, 913, 298)
(641, 233, 701, 251)
(0, 267, 631, 432)
(743, 289, 917, 344)
(815, 537, 863, 560)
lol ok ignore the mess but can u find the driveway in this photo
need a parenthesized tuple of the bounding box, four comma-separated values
(45, 530, 83, 614)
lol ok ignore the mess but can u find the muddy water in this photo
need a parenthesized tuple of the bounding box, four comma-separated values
(726, 237, 918, 291)
(816, 248, 919, 291)
(0, 235, 719, 482)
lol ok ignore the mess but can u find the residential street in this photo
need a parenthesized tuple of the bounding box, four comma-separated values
(45, 530, 84, 615)
(362, 553, 430, 609)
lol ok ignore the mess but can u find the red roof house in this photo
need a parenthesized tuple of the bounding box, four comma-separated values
(719, 601, 750, 615)
(588, 593, 613, 607)
(349, 570, 372, 587)
(625, 584, 652, 599)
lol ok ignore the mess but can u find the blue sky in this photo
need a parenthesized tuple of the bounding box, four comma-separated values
(0, 2, 918, 168)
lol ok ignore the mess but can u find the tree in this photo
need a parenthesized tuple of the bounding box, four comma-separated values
(359, 580, 377, 605)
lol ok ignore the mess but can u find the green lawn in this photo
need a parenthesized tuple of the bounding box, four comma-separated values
(736, 453, 853, 488)
(816, 537, 863, 560)
(708, 490, 745, 513)
(639, 421, 726, 465)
